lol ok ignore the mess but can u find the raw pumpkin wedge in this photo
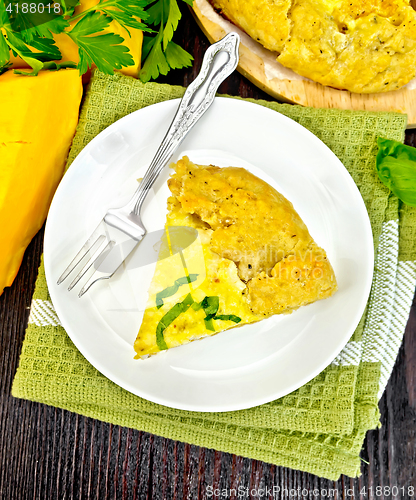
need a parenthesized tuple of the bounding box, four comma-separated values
(0, 69, 82, 295)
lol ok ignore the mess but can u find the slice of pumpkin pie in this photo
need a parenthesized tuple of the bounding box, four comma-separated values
(134, 156, 337, 358)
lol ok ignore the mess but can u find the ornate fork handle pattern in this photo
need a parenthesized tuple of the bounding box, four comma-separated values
(57, 33, 240, 295)
(129, 32, 240, 216)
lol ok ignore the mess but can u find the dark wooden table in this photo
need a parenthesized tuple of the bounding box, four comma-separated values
(1, 6, 416, 499)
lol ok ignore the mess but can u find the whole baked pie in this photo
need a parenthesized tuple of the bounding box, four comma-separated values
(134, 157, 337, 358)
(208, 0, 416, 93)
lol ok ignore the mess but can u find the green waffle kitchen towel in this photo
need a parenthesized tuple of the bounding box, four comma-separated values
(12, 70, 416, 480)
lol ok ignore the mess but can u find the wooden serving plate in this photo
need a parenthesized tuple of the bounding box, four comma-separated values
(191, 0, 416, 128)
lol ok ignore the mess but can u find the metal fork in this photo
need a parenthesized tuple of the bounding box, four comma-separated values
(57, 32, 240, 297)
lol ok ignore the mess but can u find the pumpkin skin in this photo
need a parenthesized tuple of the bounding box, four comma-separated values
(0, 69, 82, 295)
(8, 0, 143, 78)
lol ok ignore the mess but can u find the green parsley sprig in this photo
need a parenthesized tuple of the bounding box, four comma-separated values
(0, 0, 194, 79)
(139, 0, 193, 82)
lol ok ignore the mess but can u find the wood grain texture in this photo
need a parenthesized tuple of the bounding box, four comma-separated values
(1, 5, 415, 499)
(191, 0, 416, 129)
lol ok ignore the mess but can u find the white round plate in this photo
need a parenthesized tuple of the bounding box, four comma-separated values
(44, 97, 373, 412)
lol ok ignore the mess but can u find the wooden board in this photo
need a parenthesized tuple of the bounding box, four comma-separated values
(191, 0, 416, 128)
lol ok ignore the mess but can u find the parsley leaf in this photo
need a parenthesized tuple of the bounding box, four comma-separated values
(68, 10, 134, 74)
(28, 35, 62, 59)
(164, 40, 192, 69)
(140, 30, 169, 82)
(6, 1, 68, 43)
(155, 274, 198, 309)
(0, 61, 12, 75)
(0, 1, 10, 27)
(101, 0, 150, 31)
(0, 32, 9, 65)
(29, 15, 71, 40)
(3, 28, 59, 77)
(145, 0, 166, 26)
(162, 0, 180, 50)
(140, 0, 193, 83)
(60, 0, 81, 17)
(141, 33, 156, 61)
(213, 314, 241, 323)
(6, 28, 61, 61)
(14, 59, 76, 76)
(1, 0, 193, 79)
(7, 2, 35, 36)
(156, 293, 194, 350)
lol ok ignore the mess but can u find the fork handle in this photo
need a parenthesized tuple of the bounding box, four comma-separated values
(127, 32, 240, 216)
